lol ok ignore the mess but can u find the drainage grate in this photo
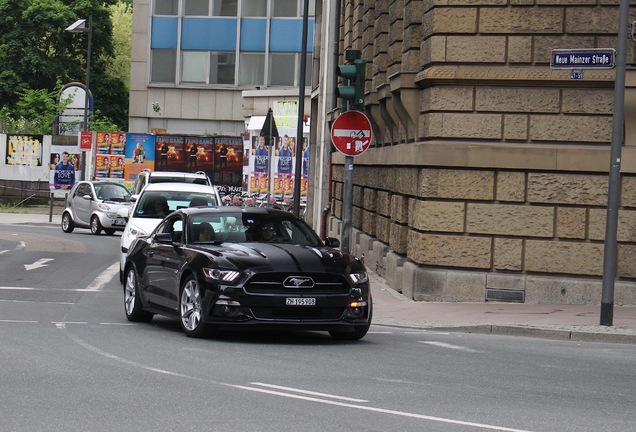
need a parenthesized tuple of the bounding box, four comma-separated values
(486, 289, 525, 303)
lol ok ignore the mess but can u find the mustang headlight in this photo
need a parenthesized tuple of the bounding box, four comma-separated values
(203, 268, 241, 283)
(348, 271, 368, 284)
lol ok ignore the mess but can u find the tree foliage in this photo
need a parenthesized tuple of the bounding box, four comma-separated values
(0, 0, 128, 133)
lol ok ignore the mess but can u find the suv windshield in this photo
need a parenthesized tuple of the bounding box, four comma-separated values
(134, 191, 219, 218)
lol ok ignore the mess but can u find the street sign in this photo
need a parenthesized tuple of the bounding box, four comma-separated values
(550, 48, 616, 69)
(330, 111, 373, 157)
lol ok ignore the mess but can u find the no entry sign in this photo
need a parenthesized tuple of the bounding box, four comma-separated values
(331, 111, 372, 157)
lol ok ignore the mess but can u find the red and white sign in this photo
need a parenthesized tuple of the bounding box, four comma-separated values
(331, 111, 372, 157)
(80, 131, 92, 150)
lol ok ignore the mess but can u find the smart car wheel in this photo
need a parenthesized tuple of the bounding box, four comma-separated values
(179, 276, 207, 338)
(90, 215, 103, 235)
(124, 267, 153, 322)
(61, 212, 74, 233)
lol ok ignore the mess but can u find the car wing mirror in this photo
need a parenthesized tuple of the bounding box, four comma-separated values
(82, 194, 92, 200)
(155, 233, 173, 244)
(324, 237, 340, 248)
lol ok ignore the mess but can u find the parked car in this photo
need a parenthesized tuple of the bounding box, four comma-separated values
(61, 181, 131, 235)
(122, 207, 372, 340)
(131, 169, 213, 195)
(118, 182, 221, 282)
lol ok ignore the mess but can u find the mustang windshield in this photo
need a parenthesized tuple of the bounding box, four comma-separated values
(189, 212, 323, 246)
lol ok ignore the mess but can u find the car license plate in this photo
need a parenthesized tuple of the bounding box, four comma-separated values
(286, 298, 316, 306)
(113, 219, 125, 226)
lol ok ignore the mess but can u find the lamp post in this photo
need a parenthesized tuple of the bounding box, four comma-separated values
(66, 15, 92, 132)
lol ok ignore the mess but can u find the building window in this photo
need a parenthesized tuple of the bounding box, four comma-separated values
(185, 0, 238, 16)
(272, 0, 296, 17)
(268, 53, 312, 87)
(241, 0, 267, 17)
(151, 49, 177, 83)
(213, 0, 237, 16)
(184, 0, 208, 15)
(269, 53, 295, 86)
(181, 51, 207, 83)
(239, 53, 265, 85)
(210, 51, 236, 84)
(155, 0, 178, 15)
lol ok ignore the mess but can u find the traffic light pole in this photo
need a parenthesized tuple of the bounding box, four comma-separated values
(336, 50, 363, 254)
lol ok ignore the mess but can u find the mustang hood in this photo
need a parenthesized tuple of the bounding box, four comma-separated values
(199, 243, 364, 274)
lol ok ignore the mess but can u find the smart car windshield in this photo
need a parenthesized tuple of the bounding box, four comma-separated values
(94, 184, 131, 202)
(188, 212, 323, 246)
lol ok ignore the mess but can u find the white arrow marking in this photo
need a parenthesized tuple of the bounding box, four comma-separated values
(24, 258, 54, 271)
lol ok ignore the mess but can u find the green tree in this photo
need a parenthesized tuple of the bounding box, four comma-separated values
(0, 0, 128, 132)
(105, 2, 132, 92)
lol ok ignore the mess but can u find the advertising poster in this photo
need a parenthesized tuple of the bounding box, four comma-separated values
(213, 136, 243, 196)
(184, 137, 214, 171)
(109, 154, 125, 179)
(94, 132, 127, 180)
(5, 135, 43, 166)
(155, 135, 185, 171)
(49, 146, 80, 190)
(124, 134, 155, 181)
(249, 134, 270, 195)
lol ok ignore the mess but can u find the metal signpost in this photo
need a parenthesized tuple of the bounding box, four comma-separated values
(331, 111, 372, 253)
(551, 42, 625, 325)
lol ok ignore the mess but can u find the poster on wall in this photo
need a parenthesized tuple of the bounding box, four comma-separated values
(213, 136, 243, 196)
(124, 133, 155, 181)
(155, 135, 186, 171)
(249, 134, 270, 196)
(49, 146, 81, 190)
(94, 132, 128, 180)
(5, 135, 43, 166)
(184, 136, 214, 172)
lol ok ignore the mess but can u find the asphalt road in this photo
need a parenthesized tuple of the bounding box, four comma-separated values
(1, 224, 635, 432)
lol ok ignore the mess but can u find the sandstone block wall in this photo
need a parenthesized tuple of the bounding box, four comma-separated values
(327, 0, 636, 304)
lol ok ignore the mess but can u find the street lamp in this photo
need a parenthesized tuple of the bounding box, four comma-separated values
(66, 16, 92, 131)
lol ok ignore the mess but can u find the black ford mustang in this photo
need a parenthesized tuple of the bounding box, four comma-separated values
(122, 207, 372, 340)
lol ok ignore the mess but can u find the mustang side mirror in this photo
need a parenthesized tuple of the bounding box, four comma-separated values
(324, 237, 340, 248)
(155, 233, 173, 244)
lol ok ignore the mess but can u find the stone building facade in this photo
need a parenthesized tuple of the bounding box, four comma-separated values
(315, 0, 636, 305)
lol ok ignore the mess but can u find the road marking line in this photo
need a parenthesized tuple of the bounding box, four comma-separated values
(232, 384, 532, 431)
(66, 334, 535, 432)
(0, 241, 25, 255)
(100, 322, 135, 326)
(0, 319, 38, 323)
(367, 331, 393, 334)
(419, 341, 479, 352)
(86, 262, 120, 291)
(251, 382, 368, 402)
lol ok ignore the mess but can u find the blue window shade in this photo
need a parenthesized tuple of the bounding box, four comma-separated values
(151, 17, 178, 49)
(182, 18, 237, 50)
(240, 19, 266, 52)
(269, 19, 314, 52)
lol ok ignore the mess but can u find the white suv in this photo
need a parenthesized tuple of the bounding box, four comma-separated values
(119, 182, 221, 282)
(131, 170, 213, 195)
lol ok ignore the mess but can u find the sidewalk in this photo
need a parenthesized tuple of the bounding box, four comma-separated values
(2, 211, 636, 344)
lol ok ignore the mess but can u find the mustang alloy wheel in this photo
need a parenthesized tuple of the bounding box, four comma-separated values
(124, 267, 153, 322)
(61, 212, 74, 233)
(180, 276, 207, 338)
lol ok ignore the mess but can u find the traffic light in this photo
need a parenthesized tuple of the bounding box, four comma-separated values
(336, 59, 366, 111)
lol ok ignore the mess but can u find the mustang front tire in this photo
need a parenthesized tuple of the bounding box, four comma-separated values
(180, 276, 207, 338)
